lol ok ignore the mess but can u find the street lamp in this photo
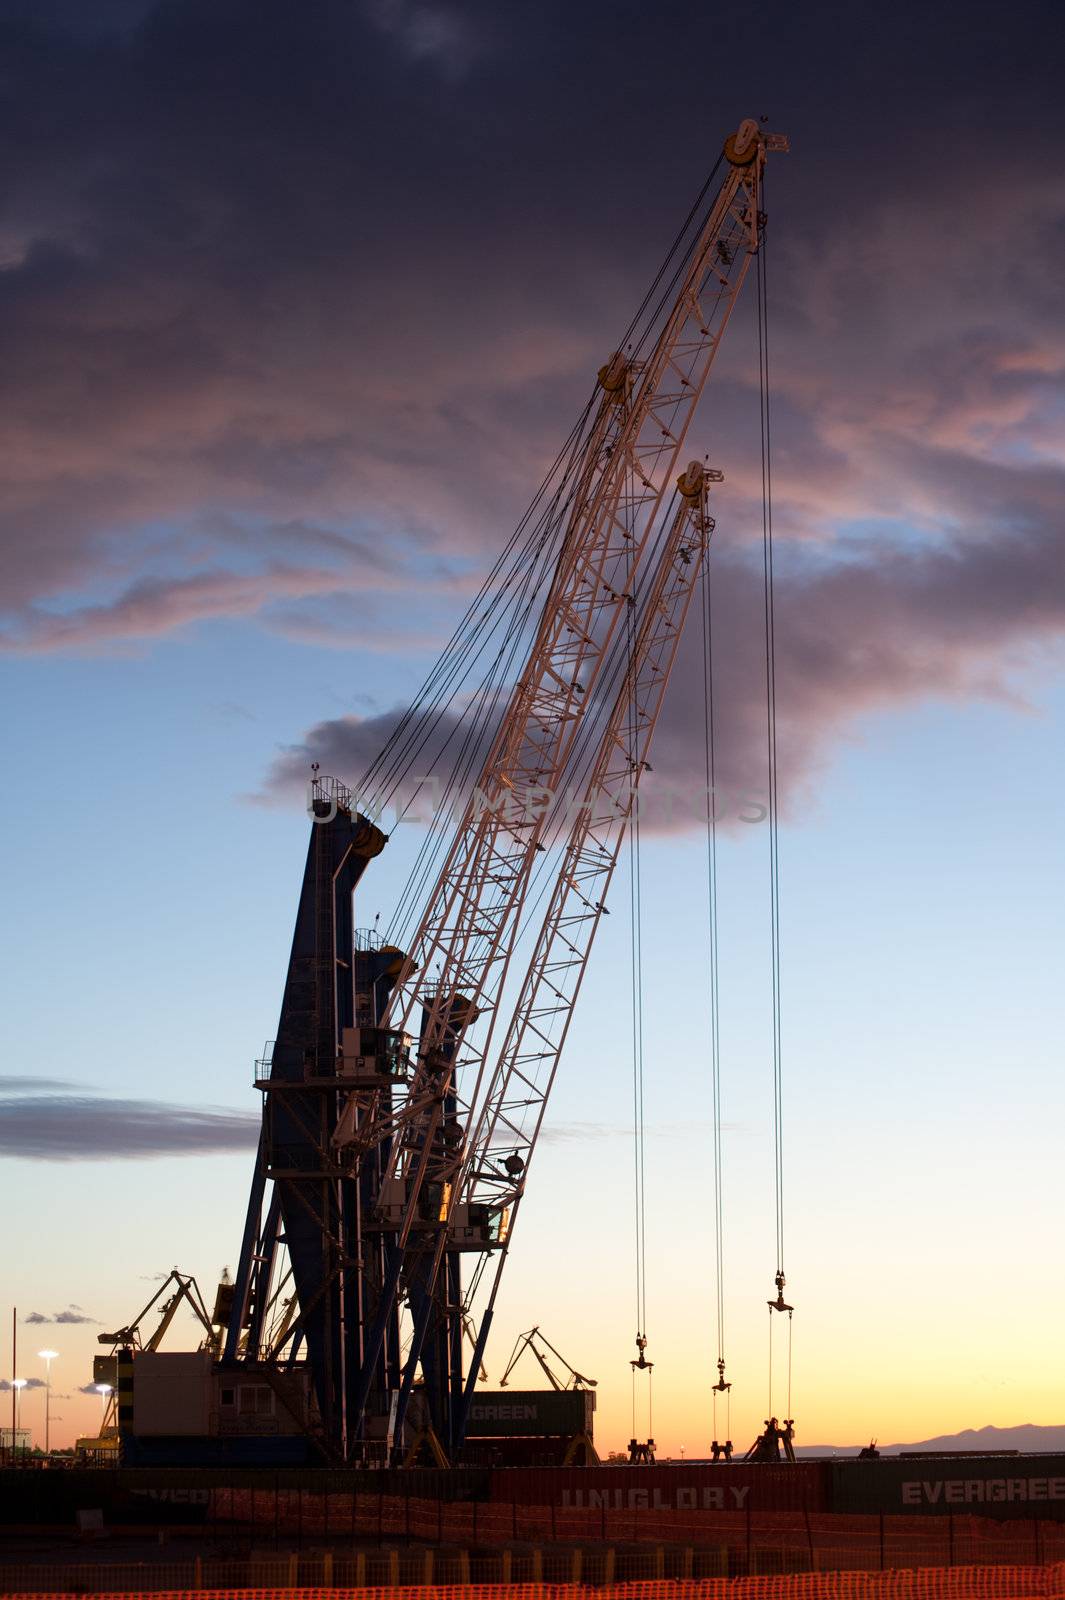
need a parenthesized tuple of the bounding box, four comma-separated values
(38, 1350, 58, 1455)
(95, 1383, 113, 1428)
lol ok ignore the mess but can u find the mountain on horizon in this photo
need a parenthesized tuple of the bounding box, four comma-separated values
(795, 1423, 1065, 1458)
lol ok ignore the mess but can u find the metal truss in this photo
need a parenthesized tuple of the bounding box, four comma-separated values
(337, 120, 785, 1446)
(443, 463, 718, 1439)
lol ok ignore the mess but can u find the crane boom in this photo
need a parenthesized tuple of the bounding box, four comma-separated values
(398, 459, 719, 1445)
(336, 121, 776, 1170)
(335, 124, 785, 1449)
(356, 121, 780, 1452)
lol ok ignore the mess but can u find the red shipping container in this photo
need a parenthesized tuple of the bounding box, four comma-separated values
(488, 1461, 829, 1513)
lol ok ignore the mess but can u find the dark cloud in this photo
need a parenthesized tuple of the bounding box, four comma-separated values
(23, 1306, 99, 1325)
(0, 1075, 78, 1093)
(0, 0, 1061, 807)
(0, 1094, 259, 1161)
(0, 1378, 46, 1390)
(260, 506, 1065, 832)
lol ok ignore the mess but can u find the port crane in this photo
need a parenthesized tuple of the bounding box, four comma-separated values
(98, 1269, 216, 1355)
(224, 116, 786, 1462)
(499, 1327, 596, 1392)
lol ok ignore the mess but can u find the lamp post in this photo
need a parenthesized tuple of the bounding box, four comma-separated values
(38, 1350, 58, 1455)
(95, 1383, 112, 1428)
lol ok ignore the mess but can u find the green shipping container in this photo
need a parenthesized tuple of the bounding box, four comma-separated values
(465, 1388, 594, 1439)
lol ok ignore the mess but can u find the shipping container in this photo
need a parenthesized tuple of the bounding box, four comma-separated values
(466, 1388, 594, 1440)
(489, 1460, 830, 1513)
(463, 1437, 580, 1467)
(132, 1350, 213, 1437)
(831, 1455, 1065, 1519)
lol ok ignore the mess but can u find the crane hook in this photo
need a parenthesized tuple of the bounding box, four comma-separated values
(768, 1269, 793, 1313)
(630, 1332, 653, 1371)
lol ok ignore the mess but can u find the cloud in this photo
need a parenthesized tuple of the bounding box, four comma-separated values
(0, 1378, 46, 1390)
(0, 1075, 78, 1093)
(258, 503, 1065, 834)
(24, 1306, 97, 1324)
(361, 0, 485, 78)
(0, 0, 1061, 814)
(0, 1093, 259, 1161)
(540, 1119, 743, 1144)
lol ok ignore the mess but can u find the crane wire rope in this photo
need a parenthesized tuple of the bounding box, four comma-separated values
(357, 153, 729, 832)
(389, 475, 659, 954)
(385, 497, 565, 945)
(624, 463, 652, 1449)
(366, 155, 740, 990)
(357, 399, 596, 811)
(757, 180, 791, 1421)
(629, 597, 648, 1363)
(701, 553, 729, 1449)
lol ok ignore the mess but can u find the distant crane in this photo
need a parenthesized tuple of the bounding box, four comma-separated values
(98, 1269, 216, 1354)
(499, 1327, 596, 1392)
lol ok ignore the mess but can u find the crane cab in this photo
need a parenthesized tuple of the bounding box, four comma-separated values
(337, 1025, 411, 1085)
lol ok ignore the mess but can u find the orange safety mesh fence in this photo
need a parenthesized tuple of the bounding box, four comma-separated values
(6, 1565, 1065, 1600)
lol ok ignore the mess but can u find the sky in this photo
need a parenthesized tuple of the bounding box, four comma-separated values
(1, 0, 1064, 1456)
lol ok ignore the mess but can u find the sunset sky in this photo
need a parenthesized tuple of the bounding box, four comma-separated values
(2, 0, 1063, 1456)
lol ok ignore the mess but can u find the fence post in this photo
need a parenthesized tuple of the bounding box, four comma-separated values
(459, 1548, 471, 1583)
(502, 1548, 512, 1583)
(571, 1547, 583, 1583)
(605, 1547, 616, 1584)
(323, 1550, 333, 1587)
(288, 1550, 298, 1585)
(746, 1500, 753, 1575)
(406, 1493, 411, 1538)
(683, 1547, 693, 1578)
(879, 1511, 885, 1571)
(473, 1497, 478, 1543)
(550, 1499, 556, 1539)
(655, 1546, 664, 1579)
(948, 1512, 955, 1566)
(805, 1508, 815, 1568)
(194, 1555, 202, 1586)
(423, 1548, 434, 1584)
(512, 1497, 517, 1540)
(356, 1550, 366, 1585)
(532, 1546, 543, 1581)
(388, 1548, 399, 1585)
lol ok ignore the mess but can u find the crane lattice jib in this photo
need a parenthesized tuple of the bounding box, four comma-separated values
(444, 468, 719, 1396)
(383, 465, 719, 1448)
(335, 127, 780, 1227)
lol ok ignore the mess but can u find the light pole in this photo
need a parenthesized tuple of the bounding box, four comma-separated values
(95, 1383, 113, 1430)
(38, 1350, 58, 1455)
